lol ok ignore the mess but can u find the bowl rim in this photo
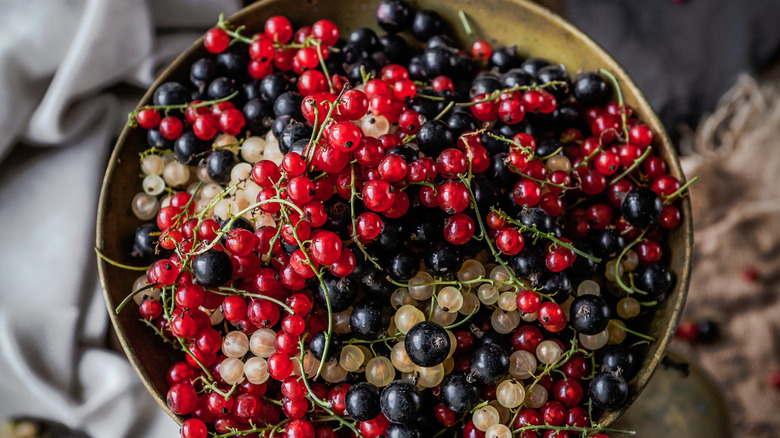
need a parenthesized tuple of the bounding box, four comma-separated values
(96, 0, 693, 428)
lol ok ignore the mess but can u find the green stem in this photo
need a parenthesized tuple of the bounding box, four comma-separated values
(508, 164, 567, 190)
(457, 81, 567, 107)
(614, 229, 648, 295)
(195, 198, 304, 255)
(458, 10, 473, 36)
(139, 318, 180, 348)
(443, 308, 478, 330)
(459, 176, 533, 294)
(277, 207, 332, 381)
(609, 146, 652, 185)
(485, 132, 534, 157)
(95, 247, 150, 271)
(527, 336, 578, 393)
(663, 176, 699, 205)
(470, 400, 489, 413)
(216, 13, 255, 44)
(434, 101, 455, 121)
(344, 332, 404, 345)
(314, 40, 334, 93)
(349, 164, 382, 270)
(212, 287, 295, 314)
(610, 319, 655, 342)
(495, 210, 602, 263)
(179, 338, 215, 381)
(115, 282, 159, 313)
(296, 340, 364, 438)
(598, 68, 628, 140)
(129, 91, 239, 123)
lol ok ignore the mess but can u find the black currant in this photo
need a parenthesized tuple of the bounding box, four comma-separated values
(536, 64, 572, 100)
(518, 207, 556, 234)
(488, 45, 522, 72)
(273, 91, 304, 120)
(590, 229, 625, 258)
(447, 111, 478, 137)
(345, 382, 381, 421)
(535, 139, 561, 158)
(565, 243, 599, 283)
(520, 57, 550, 76)
(243, 98, 274, 134)
(511, 244, 545, 279)
(376, 0, 413, 33)
(386, 423, 422, 438)
(279, 120, 313, 155)
(440, 373, 479, 413)
(321, 197, 352, 240)
(597, 345, 638, 379)
(697, 320, 720, 343)
(422, 46, 456, 78)
(272, 115, 292, 139)
(633, 264, 674, 299)
(573, 72, 612, 107)
(349, 27, 381, 53)
(404, 321, 450, 367)
(360, 268, 398, 302)
(260, 73, 291, 102)
(350, 300, 391, 340)
(570, 294, 611, 335)
(453, 55, 478, 82)
(387, 249, 420, 281)
(174, 131, 210, 165)
(621, 188, 663, 228)
(409, 208, 444, 246)
(379, 34, 410, 64)
(132, 223, 161, 260)
(424, 242, 463, 277)
(206, 150, 237, 184)
(475, 330, 511, 350)
(471, 179, 501, 215)
(215, 49, 249, 80)
(375, 217, 409, 252)
(469, 343, 509, 385)
(417, 120, 455, 156)
(190, 58, 216, 90)
(410, 10, 443, 42)
(487, 152, 517, 189)
(153, 81, 189, 106)
(500, 67, 535, 89)
(309, 331, 342, 362)
(470, 73, 502, 98)
(426, 34, 454, 50)
(380, 380, 422, 423)
(146, 128, 174, 150)
(207, 77, 236, 100)
(542, 271, 572, 304)
(589, 372, 629, 410)
(192, 249, 233, 288)
(314, 272, 358, 313)
(386, 145, 419, 163)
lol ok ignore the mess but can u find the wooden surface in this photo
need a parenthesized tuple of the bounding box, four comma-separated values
(96, 0, 693, 427)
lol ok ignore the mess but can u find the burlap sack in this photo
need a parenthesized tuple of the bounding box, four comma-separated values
(675, 74, 780, 437)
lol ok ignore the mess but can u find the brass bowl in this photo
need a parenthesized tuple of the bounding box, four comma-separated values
(96, 0, 693, 429)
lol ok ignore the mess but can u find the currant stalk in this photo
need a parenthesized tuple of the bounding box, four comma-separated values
(493, 209, 602, 263)
(127, 91, 239, 126)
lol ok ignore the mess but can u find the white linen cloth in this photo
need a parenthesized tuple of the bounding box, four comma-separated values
(0, 0, 239, 436)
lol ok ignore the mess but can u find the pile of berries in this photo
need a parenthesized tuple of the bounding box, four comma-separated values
(118, 1, 690, 437)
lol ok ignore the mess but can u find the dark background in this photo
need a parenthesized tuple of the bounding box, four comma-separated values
(562, 0, 780, 137)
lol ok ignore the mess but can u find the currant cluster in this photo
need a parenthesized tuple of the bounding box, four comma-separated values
(115, 1, 691, 438)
